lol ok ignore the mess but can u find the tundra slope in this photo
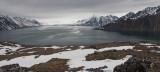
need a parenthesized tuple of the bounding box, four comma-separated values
(0, 41, 160, 72)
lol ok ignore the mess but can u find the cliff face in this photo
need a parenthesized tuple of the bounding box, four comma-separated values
(100, 13, 160, 32)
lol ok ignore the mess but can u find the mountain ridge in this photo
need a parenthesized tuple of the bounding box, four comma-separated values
(98, 12, 160, 32)
(77, 15, 119, 26)
(0, 14, 41, 31)
(78, 5, 160, 27)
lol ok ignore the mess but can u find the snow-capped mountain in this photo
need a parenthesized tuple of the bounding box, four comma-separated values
(77, 15, 119, 26)
(132, 6, 160, 18)
(12, 17, 40, 27)
(118, 5, 160, 20)
(0, 14, 20, 31)
(125, 5, 160, 19)
(119, 12, 135, 20)
(0, 14, 40, 31)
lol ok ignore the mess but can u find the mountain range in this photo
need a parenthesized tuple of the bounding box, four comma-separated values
(76, 15, 119, 26)
(97, 5, 160, 32)
(78, 5, 160, 27)
(0, 14, 40, 31)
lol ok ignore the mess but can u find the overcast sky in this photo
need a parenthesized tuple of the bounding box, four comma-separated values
(0, 0, 160, 24)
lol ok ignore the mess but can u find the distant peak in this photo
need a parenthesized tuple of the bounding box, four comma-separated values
(143, 6, 157, 11)
(128, 12, 135, 14)
(125, 12, 135, 16)
(107, 15, 113, 17)
(91, 15, 101, 18)
(106, 15, 118, 17)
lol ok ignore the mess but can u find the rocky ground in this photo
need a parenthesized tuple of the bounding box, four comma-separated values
(0, 41, 160, 72)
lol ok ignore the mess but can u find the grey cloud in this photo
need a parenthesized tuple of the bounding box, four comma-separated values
(0, 0, 159, 19)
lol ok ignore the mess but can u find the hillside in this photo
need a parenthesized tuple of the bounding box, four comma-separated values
(98, 12, 160, 32)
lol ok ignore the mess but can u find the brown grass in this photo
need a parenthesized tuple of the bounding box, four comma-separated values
(84, 42, 137, 50)
(86, 46, 160, 61)
(86, 50, 132, 61)
(29, 58, 69, 72)
(68, 66, 84, 72)
(133, 45, 160, 51)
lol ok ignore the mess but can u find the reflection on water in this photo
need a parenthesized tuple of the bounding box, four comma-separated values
(119, 31, 160, 42)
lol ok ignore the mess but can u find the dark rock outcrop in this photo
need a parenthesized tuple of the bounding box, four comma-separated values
(0, 64, 28, 72)
(114, 57, 151, 72)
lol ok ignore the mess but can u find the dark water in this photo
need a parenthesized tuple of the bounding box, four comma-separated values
(0, 26, 160, 46)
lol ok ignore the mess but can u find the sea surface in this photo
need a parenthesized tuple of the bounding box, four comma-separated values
(0, 26, 160, 46)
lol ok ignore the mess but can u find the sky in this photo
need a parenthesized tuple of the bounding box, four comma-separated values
(0, 0, 160, 25)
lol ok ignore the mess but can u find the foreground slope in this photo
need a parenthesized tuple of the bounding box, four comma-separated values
(0, 41, 160, 72)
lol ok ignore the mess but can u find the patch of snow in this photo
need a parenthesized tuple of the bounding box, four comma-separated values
(5, 46, 20, 52)
(79, 46, 85, 49)
(70, 46, 74, 47)
(147, 46, 155, 48)
(0, 45, 22, 55)
(147, 46, 160, 48)
(157, 46, 160, 48)
(137, 50, 142, 51)
(66, 48, 71, 51)
(139, 43, 156, 46)
(98, 46, 134, 52)
(42, 46, 63, 49)
(0, 46, 134, 71)
(0, 44, 3, 47)
(51, 46, 62, 49)
(0, 49, 7, 55)
(28, 51, 37, 53)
